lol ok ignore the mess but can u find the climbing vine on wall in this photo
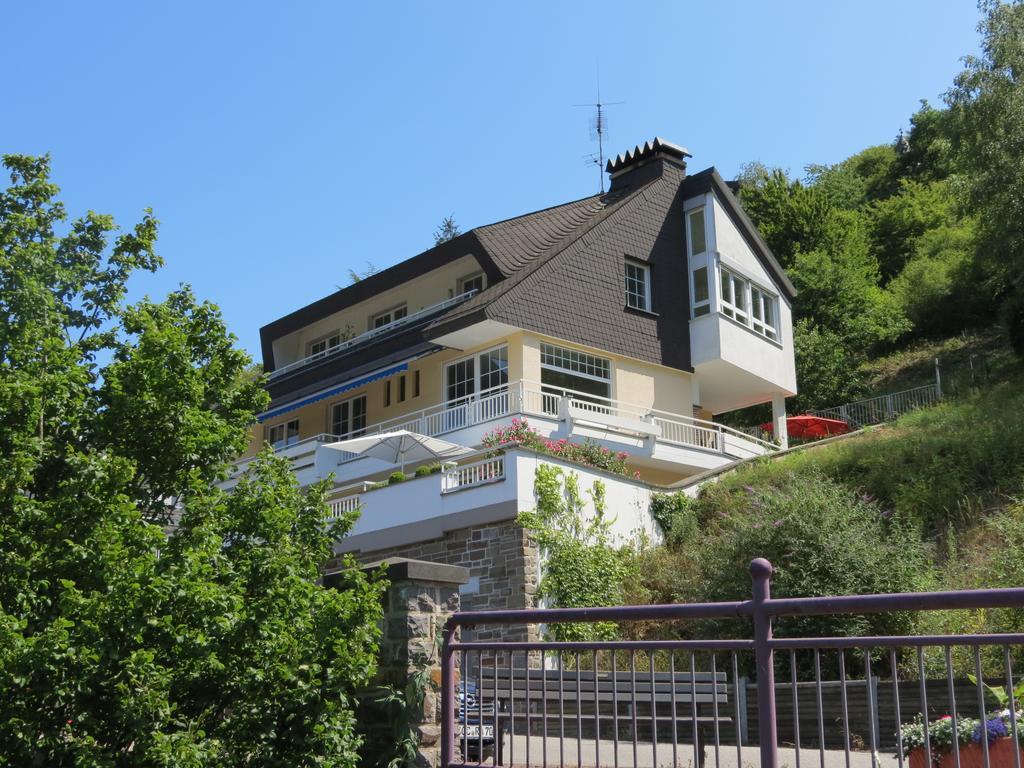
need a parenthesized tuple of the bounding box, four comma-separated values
(517, 464, 637, 641)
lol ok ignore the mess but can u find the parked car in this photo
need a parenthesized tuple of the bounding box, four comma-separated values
(458, 680, 497, 762)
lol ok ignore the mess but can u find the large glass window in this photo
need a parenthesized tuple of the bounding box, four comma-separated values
(330, 395, 366, 438)
(624, 261, 651, 311)
(750, 285, 779, 341)
(540, 343, 611, 404)
(720, 266, 749, 323)
(687, 208, 712, 318)
(445, 346, 508, 405)
(266, 418, 300, 449)
(688, 208, 707, 255)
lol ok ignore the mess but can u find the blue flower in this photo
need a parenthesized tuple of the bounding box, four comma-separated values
(972, 716, 1008, 745)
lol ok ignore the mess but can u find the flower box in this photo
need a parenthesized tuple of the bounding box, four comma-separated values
(908, 737, 1024, 768)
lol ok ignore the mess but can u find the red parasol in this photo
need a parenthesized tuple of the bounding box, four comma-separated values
(758, 414, 851, 439)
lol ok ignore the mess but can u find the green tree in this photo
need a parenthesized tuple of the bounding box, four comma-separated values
(432, 214, 461, 246)
(0, 155, 383, 765)
(947, 0, 1024, 352)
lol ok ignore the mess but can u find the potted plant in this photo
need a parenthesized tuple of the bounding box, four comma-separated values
(900, 711, 1024, 768)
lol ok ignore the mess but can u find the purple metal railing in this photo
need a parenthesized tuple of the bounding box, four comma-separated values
(441, 558, 1024, 768)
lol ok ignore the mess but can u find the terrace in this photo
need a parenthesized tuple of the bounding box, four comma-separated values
(227, 380, 777, 490)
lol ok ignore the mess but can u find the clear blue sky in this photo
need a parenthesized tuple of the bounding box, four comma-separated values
(2, 1, 981, 362)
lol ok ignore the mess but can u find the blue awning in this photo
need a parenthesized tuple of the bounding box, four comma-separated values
(258, 362, 409, 423)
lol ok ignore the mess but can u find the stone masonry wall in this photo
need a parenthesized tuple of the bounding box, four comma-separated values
(330, 519, 540, 642)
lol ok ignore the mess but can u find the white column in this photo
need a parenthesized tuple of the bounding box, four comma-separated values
(772, 393, 789, 449)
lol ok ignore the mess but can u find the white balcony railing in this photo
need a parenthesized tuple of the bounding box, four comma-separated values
(441, 455, 506, 493)
(288, 379, 777, 464)
(327, 494, 361, 520)
(268, 289, 477, 381)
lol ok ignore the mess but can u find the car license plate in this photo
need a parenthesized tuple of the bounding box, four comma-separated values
(459, 724, 494, 739)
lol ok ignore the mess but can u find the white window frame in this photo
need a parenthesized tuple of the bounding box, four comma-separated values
(443, 344, 509, 406)
(370, 304, 408, 330)
(624, 260, 652, 312)
(719, 266, 750, 324)
(750, 284, 780, 341)
(457, 272, 485, 295)
(539, 342, 612, 407)
(266, 418, 300, 449)
(329, 394, 367, 439)
(686, 206, 714, 319)
(307, 330, 342, 357)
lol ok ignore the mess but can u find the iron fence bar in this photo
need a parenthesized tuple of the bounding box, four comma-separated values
(711, 652, 721, 768)
(492, 652, 498, 768)
(918, 647, 932, 768)
(559, 651, 565, 768)
(732, 651, 743, 768)
(448, 601, 750, 628)
(766, 633, 1024, 649)
(891, 648, 905, 768)
(690, 651, 700, 768)
(751, 559, 779, 768)
(790, 649, 801, 768)
(594, 650, 601, 768)
(442, 628, 456, 768)
(449, 639, 755, 652)
(576, 652, 583, 768)
(1005, 646, 1021, 768)
(670, 651, 678, 768)
(864, 648, 878, 768)
(838, 649, 851, 768)
(525, 651, 530, 768)
(975, 646, 991, 768)
(945, 645, 962, 768)
(509, 651, 516, 768)
(477, 650, 483, 763)
(762, 588, 1024, 618)
(631, 650, 638, 768)
(815, 649, 826, 768)
(612, 650, 620, 768)
(541, 649, 547, 768)
(650, 650, 657, 768)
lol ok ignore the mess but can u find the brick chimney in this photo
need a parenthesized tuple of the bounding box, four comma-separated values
(606, 137, 691, 192)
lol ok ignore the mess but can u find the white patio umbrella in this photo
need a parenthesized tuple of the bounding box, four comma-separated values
(322, 430, 472, 472)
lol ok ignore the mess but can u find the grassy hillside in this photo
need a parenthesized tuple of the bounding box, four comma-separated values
(626, 366, 1024, 665)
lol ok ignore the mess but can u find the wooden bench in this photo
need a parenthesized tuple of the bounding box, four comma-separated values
(462, 667, 738, 768)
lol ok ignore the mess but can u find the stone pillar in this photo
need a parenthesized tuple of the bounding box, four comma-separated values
(771, 393, 789, 449)
(355, 558, 469, 768)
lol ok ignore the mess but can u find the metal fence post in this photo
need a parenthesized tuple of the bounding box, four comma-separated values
(934, 357, 943, 399)
(441, 619, 457, 768)
(751, 558, 778, 768)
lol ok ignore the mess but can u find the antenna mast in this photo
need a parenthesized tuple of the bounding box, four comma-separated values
(575, 84, 623, 194)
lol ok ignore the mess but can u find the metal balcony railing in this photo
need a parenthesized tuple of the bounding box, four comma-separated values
(267, 289, 477, 381)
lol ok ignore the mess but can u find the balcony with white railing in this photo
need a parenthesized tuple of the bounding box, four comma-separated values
(240, 379, 779, 490)
(326, 448, 661, 554)
(268, 289, 477, 381)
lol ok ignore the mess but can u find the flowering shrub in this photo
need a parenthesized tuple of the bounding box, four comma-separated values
(899, 711, 1024, 757)
(482, 418, 636, 478)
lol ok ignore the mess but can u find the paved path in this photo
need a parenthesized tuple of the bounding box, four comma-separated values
(485, 734, 901, 768)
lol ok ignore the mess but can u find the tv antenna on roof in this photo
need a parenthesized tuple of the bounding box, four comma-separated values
(575, 84, 623, 194)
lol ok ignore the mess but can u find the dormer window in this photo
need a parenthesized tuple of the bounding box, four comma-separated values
(307, 331, 342, 357)
(624, 260, 651, 312)
(720, 267, 749, 324)
(371, 304, 407, 330)
(458, 272, 485, 295)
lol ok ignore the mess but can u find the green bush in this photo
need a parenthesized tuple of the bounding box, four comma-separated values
(692, 472, 932, 650)
(414, 463, 441, 477)
(649, 492, 698, 546)
(387, 471, 408, 485)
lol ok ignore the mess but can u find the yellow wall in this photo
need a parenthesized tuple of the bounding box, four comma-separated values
(248, 330, 694, 458)
(272, 255, 484, 368)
